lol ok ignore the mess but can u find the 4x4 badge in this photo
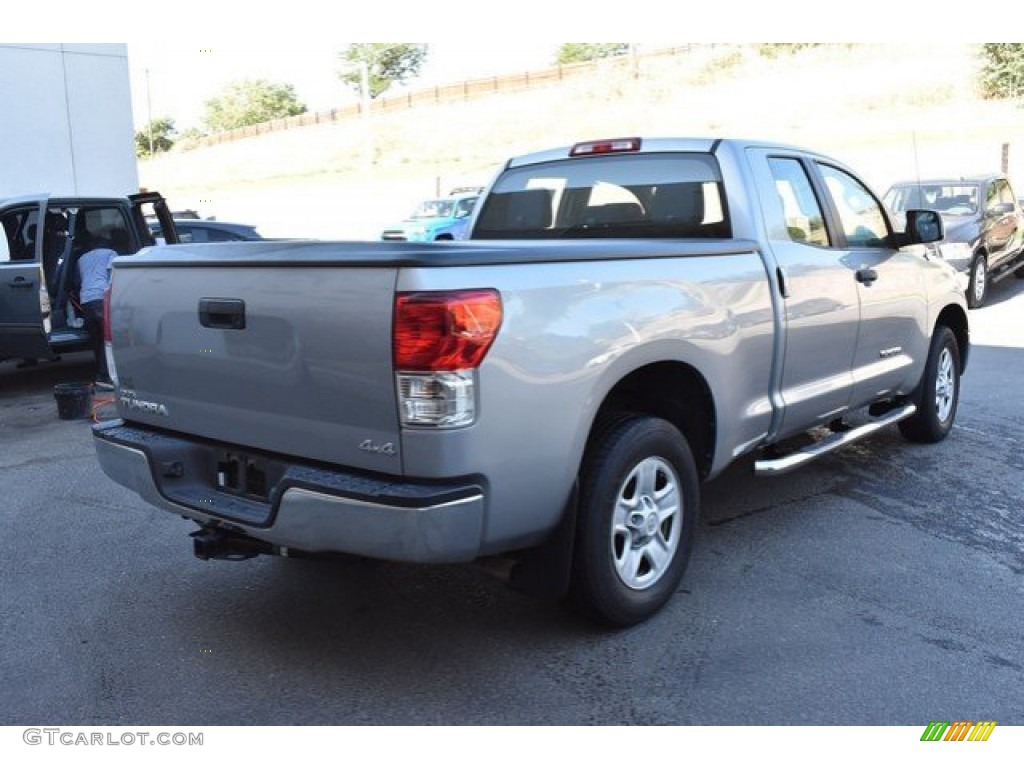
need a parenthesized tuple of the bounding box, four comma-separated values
(359, 439, 396, 457)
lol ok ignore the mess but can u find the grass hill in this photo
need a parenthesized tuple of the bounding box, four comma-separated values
(139, 43, 1024, 240)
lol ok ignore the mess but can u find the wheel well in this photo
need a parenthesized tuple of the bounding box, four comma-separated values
(590, 362, 716, 479)
(936, 305, 969, 373)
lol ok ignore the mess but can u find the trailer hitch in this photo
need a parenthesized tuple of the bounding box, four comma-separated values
(190, 526, 272, 561)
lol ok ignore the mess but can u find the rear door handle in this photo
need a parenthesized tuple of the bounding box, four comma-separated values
(776, 266, 790, 298)
(8, 277, 34, 289)
(856, 267, 878, 285)
(199, 298, 246, 329)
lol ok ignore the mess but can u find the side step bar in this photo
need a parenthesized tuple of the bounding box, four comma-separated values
(754, 404, 916, 477)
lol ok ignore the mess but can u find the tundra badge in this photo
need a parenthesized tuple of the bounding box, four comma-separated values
(119, 389, 170, 417)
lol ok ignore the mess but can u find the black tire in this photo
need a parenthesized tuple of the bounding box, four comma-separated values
(899, 326, 960, 443)
(571, 415, 699, 627)
(967, 255, 987, 308)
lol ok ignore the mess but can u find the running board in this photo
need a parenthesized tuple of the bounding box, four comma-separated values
(754, 404, 916, 477)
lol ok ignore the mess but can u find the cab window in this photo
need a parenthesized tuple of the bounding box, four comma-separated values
(1, 208, 40, 261)
(454, 197, 478, 218)
(818, 164, 890, 247)
(768, 157, 830, 247)
(989, 178, 1015, 210)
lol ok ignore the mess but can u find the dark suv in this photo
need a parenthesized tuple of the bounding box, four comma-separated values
(0, 193, 177, 362)
(884, 175, 1024, 307)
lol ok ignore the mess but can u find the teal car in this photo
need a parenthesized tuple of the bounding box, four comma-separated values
(381, 193, 479, 241)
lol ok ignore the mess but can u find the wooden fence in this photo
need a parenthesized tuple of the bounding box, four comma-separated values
(193, 46, 703, 148)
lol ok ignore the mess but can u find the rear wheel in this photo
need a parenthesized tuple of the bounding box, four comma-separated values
(967, 255, 987, 308)
(899, 326, 960, 443)
(571, 415, 699, 627)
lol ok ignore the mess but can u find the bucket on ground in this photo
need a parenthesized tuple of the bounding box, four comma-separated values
(53, 382, 93, 420)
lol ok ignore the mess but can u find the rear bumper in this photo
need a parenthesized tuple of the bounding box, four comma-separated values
(92, 421, 485, 563)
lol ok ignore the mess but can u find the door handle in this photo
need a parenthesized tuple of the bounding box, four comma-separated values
(776, 266, 790, 298)
(199, 298, 246, 329)
(8, 277, 34, 289)
(856, 267, 878, 285)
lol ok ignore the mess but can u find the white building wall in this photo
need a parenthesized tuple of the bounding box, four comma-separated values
(0, 43, 138, 199)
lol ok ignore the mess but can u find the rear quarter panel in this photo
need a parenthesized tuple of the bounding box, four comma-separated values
(397, 248, 776, 553)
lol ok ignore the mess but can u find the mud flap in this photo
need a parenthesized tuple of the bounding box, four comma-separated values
(508, 483, 578, 599)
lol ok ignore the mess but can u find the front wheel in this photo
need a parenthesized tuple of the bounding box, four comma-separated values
(899, 326, 961, 443)
(967, 255, 988, 308)
(571, 415, 699, 627)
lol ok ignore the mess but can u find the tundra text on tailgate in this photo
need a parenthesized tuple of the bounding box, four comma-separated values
(93, 138, 968, 626)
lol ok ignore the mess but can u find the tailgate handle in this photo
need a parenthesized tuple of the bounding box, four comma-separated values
(199, 298, 246, 330)
(855, 267, 878, 285)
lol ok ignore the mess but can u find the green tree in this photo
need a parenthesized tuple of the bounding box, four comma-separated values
(979, 44, 1024, 98)
(135, 117, 176, 157)
(338, 43, 428, 99)
(203, 79, 307, 132)
(556, 43, 629, 65)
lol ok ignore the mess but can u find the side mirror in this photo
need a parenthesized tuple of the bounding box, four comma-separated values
(899, 209, 943, 246)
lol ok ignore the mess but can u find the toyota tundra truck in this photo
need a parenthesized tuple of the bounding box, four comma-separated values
(92, 138, 968, 626)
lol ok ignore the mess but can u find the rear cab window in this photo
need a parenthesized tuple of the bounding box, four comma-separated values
(473, 153, 730, 239)
(768, 157, 831, 247)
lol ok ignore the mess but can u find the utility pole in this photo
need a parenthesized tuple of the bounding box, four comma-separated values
(145, 68, 154, 156)
(359, 60, 372, 169)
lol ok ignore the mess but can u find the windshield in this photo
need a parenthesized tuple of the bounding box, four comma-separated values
(411, 197, 477, 219)
(884, 183, 980, 216)
(411, 199, 454, 219)
(473, 152, 730, 239)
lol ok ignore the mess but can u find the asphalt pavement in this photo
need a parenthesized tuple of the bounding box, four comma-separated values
(1, 280, 1022, 727)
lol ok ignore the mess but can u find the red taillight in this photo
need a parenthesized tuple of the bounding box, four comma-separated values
(394, 290, 502, 371)
(102, 286, 112, 342)
(569, 137, 642, 157)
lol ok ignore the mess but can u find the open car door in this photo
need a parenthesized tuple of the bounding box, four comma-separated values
(129, 191, 179, 245)
(0, 195, 54, 360)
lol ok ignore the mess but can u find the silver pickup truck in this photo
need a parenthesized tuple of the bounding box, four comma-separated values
(93, 138, 968, 626)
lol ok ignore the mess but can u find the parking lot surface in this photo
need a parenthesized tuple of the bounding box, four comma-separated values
(1, 280, 1022, 726)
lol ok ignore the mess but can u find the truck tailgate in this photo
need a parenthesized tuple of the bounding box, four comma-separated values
(109, 253, 401, 474)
